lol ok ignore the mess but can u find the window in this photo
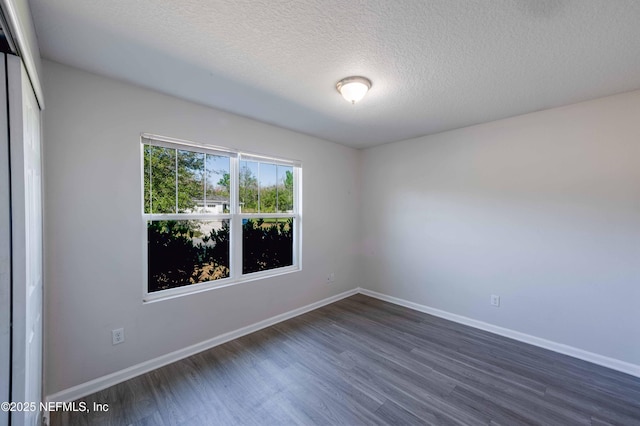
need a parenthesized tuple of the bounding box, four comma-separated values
(142, 134, 300, 300)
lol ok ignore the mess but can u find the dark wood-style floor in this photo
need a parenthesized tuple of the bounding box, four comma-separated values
(52, 294, 640, 425)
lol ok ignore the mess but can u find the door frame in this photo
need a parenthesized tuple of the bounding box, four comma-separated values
(0, 53, 10, 426)
(8, 53, 43, 426)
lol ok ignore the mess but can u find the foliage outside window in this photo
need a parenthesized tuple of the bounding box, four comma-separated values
(142, 135, 300, 298)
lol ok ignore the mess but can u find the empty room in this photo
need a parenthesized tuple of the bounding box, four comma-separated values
(1, 0, 639, 425)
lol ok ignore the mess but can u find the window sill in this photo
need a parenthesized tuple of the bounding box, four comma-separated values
(143, 265, 301, 304)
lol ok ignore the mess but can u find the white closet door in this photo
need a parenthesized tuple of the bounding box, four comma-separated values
(0, 54, 10, 426)
(9, 54, 43, 426)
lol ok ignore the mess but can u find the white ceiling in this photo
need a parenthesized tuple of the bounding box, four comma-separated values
(29, 0, 640, 149)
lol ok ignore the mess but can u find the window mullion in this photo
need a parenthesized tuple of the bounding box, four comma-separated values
(231, 156, 238, 215)
(293, 167, 301, 269)
(230, 156, 242, 279)
(148, 145, 153, 214)
(293, 166, 299, 214)
(145, 213, 232, 221)
(174, 148, 178, 213)
(237, 213, 294, 219)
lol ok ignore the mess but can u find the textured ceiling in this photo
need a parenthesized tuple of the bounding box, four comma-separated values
(29, 0, 640, 148)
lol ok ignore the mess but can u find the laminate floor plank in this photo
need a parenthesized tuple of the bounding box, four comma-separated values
(445, 385, 535, 426)
(543, 385, 640, 425)
(410, 343, 549, 396)
(325, 323, 459, 397)
(51, 295, 640, 425)
(408, 347, 594, 424)
(279, 345, 386, 417)
(374, 399, 428, 426)
(346, 353, 484, 425)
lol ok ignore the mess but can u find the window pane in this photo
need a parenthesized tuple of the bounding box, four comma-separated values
(144, 145, 151, 214)
(259, 162, 277, 213)
(148, 219, 230, 292)
(146, 145, 176, 213)
(277, 165, 294, 213)
(239, 160, 258, 213)
(205, 154, 230, 214)
(242, 217, 293, 274)
(177, 150, 204, 213)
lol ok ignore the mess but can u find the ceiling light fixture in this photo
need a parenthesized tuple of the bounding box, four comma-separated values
(336, 76, 372, 104)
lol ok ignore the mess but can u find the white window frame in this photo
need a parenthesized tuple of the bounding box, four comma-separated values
(141, 133, 302, 302)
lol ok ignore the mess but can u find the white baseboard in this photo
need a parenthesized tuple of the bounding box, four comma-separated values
(46, 288, 359, 404)
(359, 288, 640, 378)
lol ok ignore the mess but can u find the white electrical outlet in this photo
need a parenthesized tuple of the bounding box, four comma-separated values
(112, 328, 125, 345)
(491, 295, 500, 307)
(326, 272, 335, 283)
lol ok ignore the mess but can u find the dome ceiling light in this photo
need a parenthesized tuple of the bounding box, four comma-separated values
(336, 76, 372, 104)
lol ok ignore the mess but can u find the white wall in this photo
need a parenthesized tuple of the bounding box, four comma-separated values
(361, 90, 640, 366)
(42, 60, 361, 395)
